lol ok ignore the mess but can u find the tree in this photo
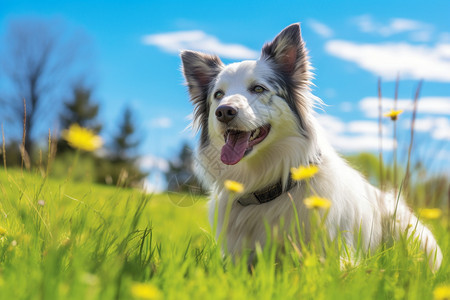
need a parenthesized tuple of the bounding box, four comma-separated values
(95, 107, 146, 187)
(60, 85, 102, 132)
(111, 107, 140, 160)
(0, 17, 94, 162)
(165, 143, 204, 194)
(58, 85, 102, 153)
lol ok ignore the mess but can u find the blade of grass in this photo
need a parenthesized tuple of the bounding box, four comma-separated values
(393, 74, 399, 197)
(405, 80, 422, 195)
(2, 123, 6, 174)
(377, 78, 384, 190)
(21, 98, 27, 173)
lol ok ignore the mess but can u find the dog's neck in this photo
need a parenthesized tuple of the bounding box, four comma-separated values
(237, 152, 321, 206)
(237, 174, 297, 206)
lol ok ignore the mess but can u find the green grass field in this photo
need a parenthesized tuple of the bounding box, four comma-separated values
(0, 168, 449, 299)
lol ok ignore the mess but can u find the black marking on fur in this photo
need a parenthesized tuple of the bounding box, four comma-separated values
(261, 23, 311, 137)
(265, 75, 308, 137)
(181, 50, 224, 147)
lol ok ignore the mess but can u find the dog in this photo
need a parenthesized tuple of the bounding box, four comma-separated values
(181, 23, 442, 271)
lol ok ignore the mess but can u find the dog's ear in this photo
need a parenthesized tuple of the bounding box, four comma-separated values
(181, 50, 223, 146)
(261, 23, 309, 81)
(181, 50, 224, 99)
(262, 24, 315, 139)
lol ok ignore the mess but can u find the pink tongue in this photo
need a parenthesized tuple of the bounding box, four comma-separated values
(221, 131, 251, 165)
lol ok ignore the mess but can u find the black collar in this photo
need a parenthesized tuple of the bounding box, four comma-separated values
(237, 175, 297, 206)
(236, 154, 322, 206)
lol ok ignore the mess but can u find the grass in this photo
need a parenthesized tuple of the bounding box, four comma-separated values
(0, 167, 449, 300)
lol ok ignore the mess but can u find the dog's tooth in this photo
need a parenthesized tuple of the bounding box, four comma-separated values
(249, 128, 260, 142)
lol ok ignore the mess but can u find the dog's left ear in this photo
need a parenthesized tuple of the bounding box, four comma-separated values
(261, 23, 309, 81)
(181, 50, 224, 147)
(181, 50, 224, 99)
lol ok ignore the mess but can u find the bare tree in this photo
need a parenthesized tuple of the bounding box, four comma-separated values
(0, 17, 95, 160)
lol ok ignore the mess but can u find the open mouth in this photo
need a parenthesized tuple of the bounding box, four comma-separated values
(220, 124, 271, 165)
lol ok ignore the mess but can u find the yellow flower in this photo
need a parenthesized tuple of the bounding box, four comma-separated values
(420, 208, 442, 220)
(383, 109, 404, 121)
(434, 285, 450, 300)
(0, 226, 7, 235)
(131, 283, 162, 300)
(303, 195, 332, 210)
(62, 124, 103, 152)
(224, 180, 244, 194)
(291, 165, 319, 181)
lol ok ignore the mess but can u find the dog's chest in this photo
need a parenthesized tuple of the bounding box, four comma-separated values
(210, 185, 311, 255)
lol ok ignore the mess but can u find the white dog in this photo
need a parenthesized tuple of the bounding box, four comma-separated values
(181, 24, 442, 271)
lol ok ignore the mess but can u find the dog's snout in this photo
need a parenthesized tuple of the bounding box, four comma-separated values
(215, 105, 238, 124)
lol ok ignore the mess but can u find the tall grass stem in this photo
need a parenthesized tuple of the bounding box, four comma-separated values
(1, 123, 6, 174)
(377, 78, 384, 190)
(405, 80, 422, 194)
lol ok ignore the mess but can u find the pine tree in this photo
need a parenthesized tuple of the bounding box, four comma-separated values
(111, 107, 138, 160)
(165, 143, 204, 194)
(96, 106, 146, 187)
(58, 85, 102, 154)
(60, 86, 101, 132)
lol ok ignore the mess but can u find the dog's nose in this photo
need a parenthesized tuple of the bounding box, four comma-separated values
(215, 105, 238, 124)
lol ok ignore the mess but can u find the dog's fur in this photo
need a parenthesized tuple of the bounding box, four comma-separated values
(181, 24, 442, 271)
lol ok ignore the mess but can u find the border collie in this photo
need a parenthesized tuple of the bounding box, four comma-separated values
(181, 24, 442, 271)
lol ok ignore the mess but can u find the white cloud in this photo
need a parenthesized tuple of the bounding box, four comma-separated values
(354, 15, 377, 33)
(431, 118, 450, 140)
(359, 97, 450, 118)
(412, 118, 435, 132)
(354, 15, 431, 38)
(347, 121, 388, 135)
(339, 101, 353, 112)
(328, 135, 396, 152)
(149, 117, 172, 129)
(316, 114, 394, 152)
(307, 19, 333, 38)
(325, 40, 450, 82)
(410, 30, 433, 42)
(400, 117, 450, 143)
(440, 32, 450, 43)
(317, 110, 448, 152)
(436, 44, 450, 57)
(403, 117, 450, 141)
(142, 30, 259, 59)
(316, 114, 389, 136)
(315, 114, 346, 134)
(385, 18, 426, 35)
(323, 88, 337, 99)
(139, 155, 169, 172)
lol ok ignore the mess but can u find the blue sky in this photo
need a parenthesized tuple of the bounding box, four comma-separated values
(1, 0, 449, 190)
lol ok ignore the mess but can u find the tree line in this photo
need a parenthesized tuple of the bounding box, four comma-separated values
(0, 17, 146, 187)
(0, 16, 203, 192)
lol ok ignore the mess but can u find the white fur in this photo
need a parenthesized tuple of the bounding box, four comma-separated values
(182, 26, 443, 272)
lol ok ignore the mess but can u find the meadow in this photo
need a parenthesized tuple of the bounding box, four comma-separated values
(0, 163, 449, 299)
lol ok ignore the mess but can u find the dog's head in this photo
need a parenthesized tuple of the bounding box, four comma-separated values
(181, 24, 317, 167)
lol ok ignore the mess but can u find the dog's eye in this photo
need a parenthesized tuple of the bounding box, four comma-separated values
(252, 85, 266, 94)
(214, 90, 224, 100)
